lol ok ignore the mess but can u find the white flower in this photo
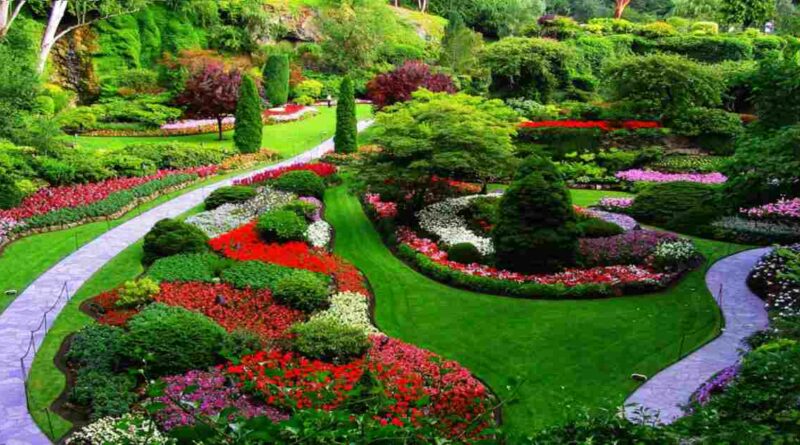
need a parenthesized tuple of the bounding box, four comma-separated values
(306, 220, 332, 249)
(311, 291, 378, 335)
(417, 195, 495, 255)
(186, 187, 296, 237)
(66, 414, 174, 445)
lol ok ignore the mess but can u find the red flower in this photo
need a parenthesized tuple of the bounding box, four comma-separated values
(234, 163, 337, 186)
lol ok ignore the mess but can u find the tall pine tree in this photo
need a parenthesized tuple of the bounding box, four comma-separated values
(234, 76, 263, 154)
(262, 55, 289, 107)
(335, 76, 357, 153)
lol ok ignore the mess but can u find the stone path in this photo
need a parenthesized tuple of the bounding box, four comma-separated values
(0, 120, 372, 445)
(625, 247, 771, 424)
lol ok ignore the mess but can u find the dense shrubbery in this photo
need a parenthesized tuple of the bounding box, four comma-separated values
(290, 318, 370, 364)
(256, 210, 308, 242)
(142, 218, 210, 264)
(272, 170, 326, 198)
(447, 242, 484, 264)
(629, 182, 721, 227)
(220, 260, 299, 290)
(273, 271, 330, 312)
(147, 253, 225, 283)
(204, 186, 257, 210)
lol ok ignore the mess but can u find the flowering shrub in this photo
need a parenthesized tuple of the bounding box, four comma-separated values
(417, 196, 495, 256)
(518, 120, 661, 131)
(306, 220, 332, 249)
(712, 216, 800, 245)
(186, 188, 296, 237)
(0, 216, 24, 245)
(310, 291, 378, 335)
(219, 149, 280, 171)
(616, 169, 727, 184)
(741, 198, 800, 223)
(153, 368, 287, 430)
(596, 197, 634, 211)
(299, 196, 323, 221)
(365, 193, 397, 219)
(578, 230, 679, 267)
(650, 240, 700, 272)
(65, 414, 173, 445)
(234, 163, 337, 186)
(748, 245, 800, 318)
(692, 364, 740, 407)
(155, 281, 303, 341)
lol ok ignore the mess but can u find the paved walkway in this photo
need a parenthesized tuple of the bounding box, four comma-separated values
(0, 121, 372, 445)
(625, 247, 771, 424)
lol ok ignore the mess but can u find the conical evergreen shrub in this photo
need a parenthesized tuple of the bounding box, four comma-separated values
(335, 76, 357, 153)
(234, 75, 263, 154)
(262, 55, 289, 107)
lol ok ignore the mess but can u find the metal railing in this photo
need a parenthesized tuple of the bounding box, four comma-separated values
(18, 281, 71, 382)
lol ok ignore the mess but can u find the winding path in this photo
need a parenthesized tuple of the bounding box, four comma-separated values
(0, 120, 372, 445)
(624, 247, 771, 424)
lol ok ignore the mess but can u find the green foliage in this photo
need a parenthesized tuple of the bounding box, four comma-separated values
(294, 79, 324, 99)
(638, 21, 678, 38)
(439, 14, 484, 75)
(281, 199, 318, 220)
(66, 325, 126, 372)
(432, 0, 545, 38)
(605, 53, 722, 118)
(334, 76, 357, 154)
(493, 155, 579, 273)
(147, 253, 226, 283)
(751, 55, 800, 129)
(123, 142, 231, 169)
(575, 215, 624, 238)
(447, 243, 484, 264)
(273, 170, 326, 198)
(720, 0, 776, 28)
(669, 107, 743, 154)
(235, 77, 265, 154)
(115, 277, 160, 309)
(691, 21, 720, 34)
(481, 37, 578, 101)
(290, 318, 370, 364)
(273, 271, 330, 312)
(256, 210, 308, 242)
(72, 368, 137, 420)
(263, 55, 290, 107)
(630, 182, 721, 226)
(142, 218, 210, 265)
(204, 186, 256, 210)
(0, 173, 23, 210)
(220, 261, 301, 290)
(654, 36, 754, 63)
(524, 407, 672, 444)
(123, 304, 228, 377)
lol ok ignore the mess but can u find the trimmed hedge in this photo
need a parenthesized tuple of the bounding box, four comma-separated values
(629, 182, 721, 227)
(273, 271, 330, 312)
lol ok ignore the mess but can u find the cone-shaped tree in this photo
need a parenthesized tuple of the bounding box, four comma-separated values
(492, 155, 579, 273)
(335, 76, 357, 153)
(234, 75, 263, 154)
(262, 55, 289, 107)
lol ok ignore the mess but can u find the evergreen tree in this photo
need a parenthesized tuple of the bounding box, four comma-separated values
(492, 155, 579, 273)
(262, 54, 290, 107)
(234, 75, 263, 154)
(335, 76, 357, 153)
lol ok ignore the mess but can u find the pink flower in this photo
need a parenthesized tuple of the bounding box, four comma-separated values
(616, 169, 727, 184)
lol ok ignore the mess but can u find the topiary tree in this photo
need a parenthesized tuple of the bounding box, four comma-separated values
(262, 54, 289, 107)
(233, 75, 263, 154)
(492, 155, 579, 273)
(142, 218, 210, 265)
(334, 75, 357, 153)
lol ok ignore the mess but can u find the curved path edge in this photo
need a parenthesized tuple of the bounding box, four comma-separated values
(0, 120, 372, 445)
(624, 247, 771, 424)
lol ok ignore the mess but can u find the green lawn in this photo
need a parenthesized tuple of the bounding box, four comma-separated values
(324, 185, 748, 435)
(0, 106, 373, 313)
(73, 105, 372, 152)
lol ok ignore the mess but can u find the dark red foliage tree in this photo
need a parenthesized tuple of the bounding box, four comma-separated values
(176, 62, 242, 140)
(366, 60, 456, 109)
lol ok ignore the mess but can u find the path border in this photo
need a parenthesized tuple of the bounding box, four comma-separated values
(624, 247, 771, 424)
(0, 121, 372, 445)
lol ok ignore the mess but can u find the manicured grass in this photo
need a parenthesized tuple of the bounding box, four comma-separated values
(0, 106, 373, 313)
(73, 105, 372, 152)
(324, 185, 748, 435)
(487, 184, 633, 208)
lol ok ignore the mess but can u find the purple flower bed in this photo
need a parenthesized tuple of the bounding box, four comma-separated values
(616, 169, 727, 184)
(578, 230, 678, 267)
(693, 364, 740, 406)
(153, 369, 287, 430)
(584, 208, 639, 232)
(741, 197, 800, 222)
(596, 197, 634, 211)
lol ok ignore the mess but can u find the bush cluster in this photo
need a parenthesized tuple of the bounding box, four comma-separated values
(204, 186, 257, 210)
(142, 218, 210, 265)
(274, 271, 330, 312)
(273, 170, 326, 198)
(290, 318, 370, 364)
(256, 210, 308, 242)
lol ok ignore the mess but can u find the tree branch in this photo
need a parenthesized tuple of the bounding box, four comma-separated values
(53, 7, 142, 42)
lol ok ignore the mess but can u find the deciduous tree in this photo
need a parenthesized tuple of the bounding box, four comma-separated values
(366, 60, 456, 109)
(176, 62, 241, 140)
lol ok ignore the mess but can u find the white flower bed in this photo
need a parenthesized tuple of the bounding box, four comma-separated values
(66, 414, 174, 445)
(0, 216, 25, 245)
(306, 220, 332, 249)
(417, 195, 495, 256)
(267, 106, 318, 122)
(311, 291, 378, 335)
(186, 187, 295, 237)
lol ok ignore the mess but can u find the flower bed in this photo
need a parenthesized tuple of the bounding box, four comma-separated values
(748, 245, 800, 318)
(186, 187, 296, 237)
(615, 169, 727, 184)
(711, 216, 800, 245)
(417, 195, 495, 256)
(741, 198, 800, 223)
(596, 197, 634, 211)
(519, 120, 661, 131)
(578, 230, 678, 267)
(234, 162, 337, 186)
(692, 364, 740, 406)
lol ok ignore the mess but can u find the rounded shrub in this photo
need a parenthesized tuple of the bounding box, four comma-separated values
(576, 216, 624, 238)
(273, 271, 329, 312)
(142, 218, 210, 265)
(281, 199, 318, 220)
(273, 170, 325, 198)
(629, 182, 721, 227)
(0, 173, 23, 210)
(123, 304, 228, 377)
(447, 243, 483, 264)
(204, 186, 257, 210)
(290, 318, 370, 364)
(115, 278, 160, 309)
(256, 210, 308, 242)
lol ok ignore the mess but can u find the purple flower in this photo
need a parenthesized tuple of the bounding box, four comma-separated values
(741, 197, 800, 222)
(578, 230, 678, 267)
(693, 364, 740, 406)
(299, 196, 323, 221)
(584, 208, 639, 232)
(616, 169, 727, 184)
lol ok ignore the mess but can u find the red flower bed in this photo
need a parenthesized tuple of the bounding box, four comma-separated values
(209, 222, 368, 294)
(0, 166, 217, 221)
(155, 282, 304, 340)
(234, 162, 337, 186)
(398, 227, 666, 287)
(91, 290, 138, 327)
(518, 120, 661, 132)
(263, 104, 305, 116)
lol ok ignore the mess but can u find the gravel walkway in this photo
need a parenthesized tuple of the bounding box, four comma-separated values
(625, 247, 771, 424)
(0, 121, 372, 445)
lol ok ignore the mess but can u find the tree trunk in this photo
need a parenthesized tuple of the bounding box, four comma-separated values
(217, 116, 224, 140)
(0, 0, 26, 39)
(37, 0, 68, 74)
(614, 0, 631, 19)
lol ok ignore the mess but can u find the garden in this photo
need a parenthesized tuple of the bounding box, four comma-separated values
(1, 0, 799, 443)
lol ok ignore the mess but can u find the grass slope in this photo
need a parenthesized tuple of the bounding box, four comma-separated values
(0, 106, 372, 313)
(324, 185, 747, 435)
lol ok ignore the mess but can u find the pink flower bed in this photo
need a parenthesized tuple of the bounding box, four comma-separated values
(597, 197, 634, 210)
(365, 193, 398, 218)
(234, 162, 337, 186)
(159, 106, 315, 134)
(741, 197, 800, 222)
(616, 169, 727, 184)
(397, 227, 666, 286)
(0, 166, 217, 221)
